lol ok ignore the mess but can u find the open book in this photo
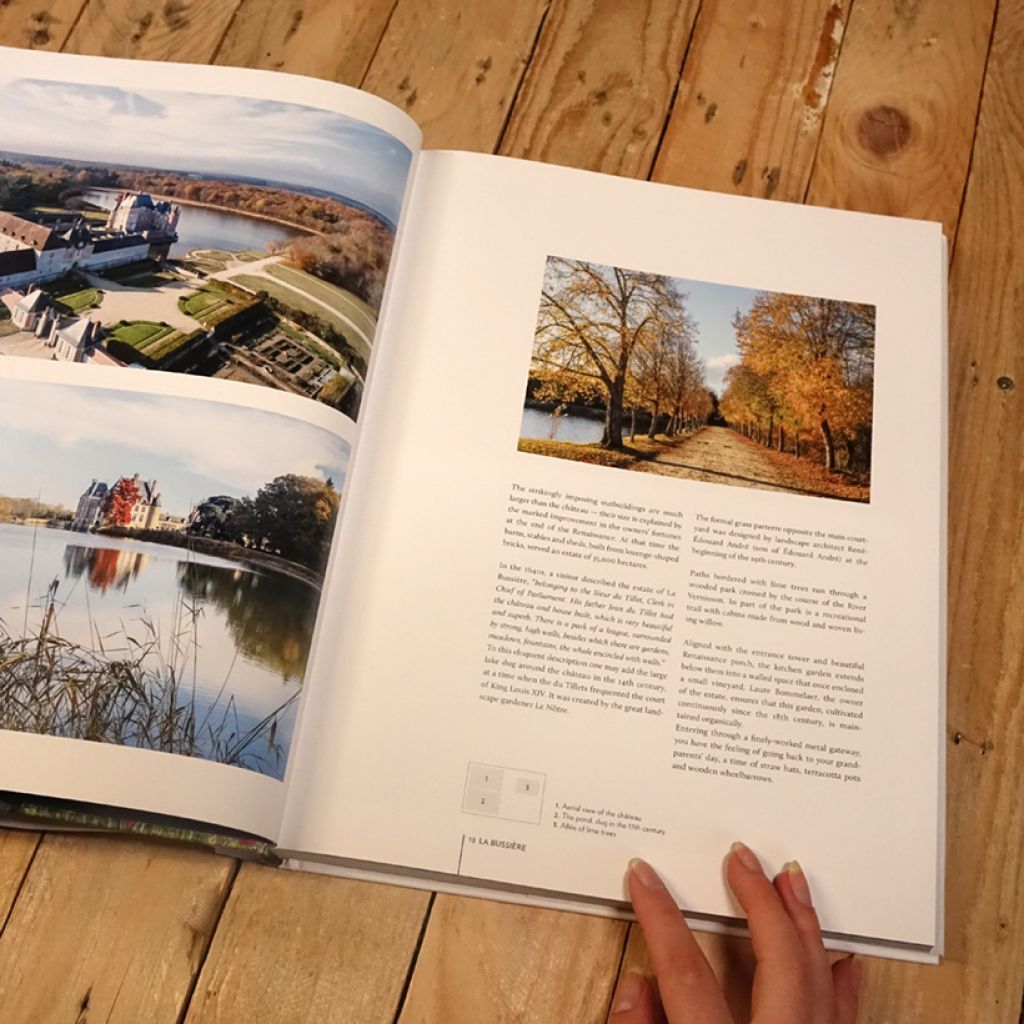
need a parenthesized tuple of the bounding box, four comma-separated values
(0, 46, 946, 963)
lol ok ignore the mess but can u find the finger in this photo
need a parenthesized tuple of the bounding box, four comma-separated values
(726, 843, 812, 1018)
(831, 955, 862, 1024)
(627, 859, 732, 1022)
(608, 971, 667, 1024)
(773, 862, 834, 1012)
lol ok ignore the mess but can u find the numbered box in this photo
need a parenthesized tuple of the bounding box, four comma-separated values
(462, 762, 545, 824)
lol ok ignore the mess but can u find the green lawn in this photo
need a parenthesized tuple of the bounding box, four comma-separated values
(109, 320, 201, 363)
(180, 290, 227, 317)
(56, 288, 102, 312)
(111, 321, 174, 349)
(231, 274, 369, 361)
(266, 263, 377, 344)
(178, 285, 257, 328)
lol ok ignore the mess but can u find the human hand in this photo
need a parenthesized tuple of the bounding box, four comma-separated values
(610, 845, 861, 1023)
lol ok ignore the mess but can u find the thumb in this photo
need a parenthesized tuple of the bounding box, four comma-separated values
(608, 972, 666, 1024)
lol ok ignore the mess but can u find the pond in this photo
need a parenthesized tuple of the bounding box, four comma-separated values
(0, 524, 320, 779)
(520, 406, 619, 445)
(83, 189, 307, 258)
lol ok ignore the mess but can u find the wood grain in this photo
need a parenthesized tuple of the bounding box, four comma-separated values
(63, 0, 243, 61)
(360, 0, 550, 151)
(498, 0, 699, 178)
(0, 835, 234, 1024)
(398, 896, 626, 1023)
(807, 0, 996, 237)
(652, 0, 851, 202)
(0, 0, 87, 50)
(0, 831, 38, 931)
(853, 1, 1024, 1019)
(184, 866, 429, 1024)
(214, 0, 396, 85)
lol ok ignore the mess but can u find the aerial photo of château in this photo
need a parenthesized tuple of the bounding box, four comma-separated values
(0, 195, 179, 364)
(0, 167, 385, 419)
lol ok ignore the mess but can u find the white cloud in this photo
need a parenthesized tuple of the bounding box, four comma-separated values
(0, 382, 348, 496)
(706, 353, 740, 370)
(0, 79, 412, 222)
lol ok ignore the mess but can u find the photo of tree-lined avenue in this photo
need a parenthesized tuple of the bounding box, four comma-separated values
(0, 75, 412, 421)
(519, 256, 875, 503)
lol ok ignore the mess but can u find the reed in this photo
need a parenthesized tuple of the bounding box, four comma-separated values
(0, 584, 296, 777)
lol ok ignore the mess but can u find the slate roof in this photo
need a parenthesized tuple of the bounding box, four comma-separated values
(0, 249, 37, 277)
(92, 234, 147, 253)
(0, 211, 66, 252)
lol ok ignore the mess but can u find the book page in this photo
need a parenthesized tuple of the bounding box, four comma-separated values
(0, 49, 419, 840)
(281, 152, 945, 951)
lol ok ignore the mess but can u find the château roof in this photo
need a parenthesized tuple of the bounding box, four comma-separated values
(93, 234, 147, 253)
(0, 249, 37, 277)
(0, 211, 66, 252)
(14, 287, 48, 313)
(55, 317, 97, 349)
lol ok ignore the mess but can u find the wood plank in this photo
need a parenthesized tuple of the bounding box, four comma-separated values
(0, 831, 39, 930)
(498, 0, 699, 178)
(0, 834, 234, 1024)
(807, 0, 996, 237)
(185, 866, 429, 1024)
(853, 1, 1024, 1018)
(652, 0, 852, 202)
(398, 895, 626, 1023)
(608, 1, 1000, 1018)
(0, 0, 87, 50)
(63, 0, 242, 61)
(214, 0, 396, 85)
(360, 0, 550, 151)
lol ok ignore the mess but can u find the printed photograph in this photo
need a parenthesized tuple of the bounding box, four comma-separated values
(0, 74, 414, 420)
(0, 379, 349, 779)
(519, 256, 875, 502)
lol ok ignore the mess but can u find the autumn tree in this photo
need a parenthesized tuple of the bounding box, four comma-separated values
(532, 258, 699, 449)
(732, 293, 875, 471)
(102, 476, 140, 527)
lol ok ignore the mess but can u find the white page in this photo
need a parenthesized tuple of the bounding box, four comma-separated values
(281, 152, 945, 952)
(0, 48, 420, 841)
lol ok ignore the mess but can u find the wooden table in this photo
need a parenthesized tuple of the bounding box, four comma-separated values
(0, 1, 1019, 1021)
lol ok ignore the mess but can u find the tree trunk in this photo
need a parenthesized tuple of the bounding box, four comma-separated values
(647, 402, 660, 439)
(766, 414, 774, 448)
(629, 406, 636, 441)
(602, 378, 626, 449)
(820, 418, 836, 471)
(778, 426, 785, 452)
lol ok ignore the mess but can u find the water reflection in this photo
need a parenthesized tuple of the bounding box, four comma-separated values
(64, 544, 148, 594)
(0, 525, 317, 779)
(177, 561, 318, 682)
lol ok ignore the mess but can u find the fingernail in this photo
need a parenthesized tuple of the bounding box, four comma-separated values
(628, 857, 665, 890)
(729, 841, 762, 873)
(612, 971, 647, 1013)
(784, 860, 813, 906)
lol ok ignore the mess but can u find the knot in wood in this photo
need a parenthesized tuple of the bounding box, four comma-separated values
(856, 105, 912, 157)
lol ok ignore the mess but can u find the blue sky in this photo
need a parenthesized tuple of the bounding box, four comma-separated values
(675, 277, 761, 396)
(0, 381, 349, 517)
(0, 77, 412, 224)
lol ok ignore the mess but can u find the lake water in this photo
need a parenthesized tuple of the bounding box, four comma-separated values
(83, 189, 306, 258)
(0, 524, 320, 780)
(520, 406, 614, 444)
